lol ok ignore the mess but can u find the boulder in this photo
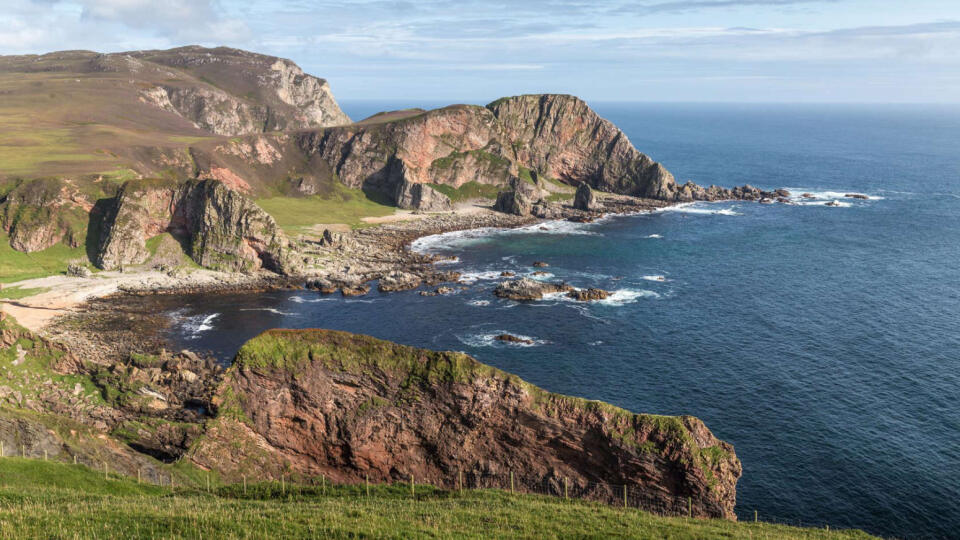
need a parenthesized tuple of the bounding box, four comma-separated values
(573, 182, 597, 211)
(495, 334, 534, 345)
(378, 271, 422, 292)
(845, 193, 869, 200)
(493, 190, 532, 216)
(394, 179, 453, 212)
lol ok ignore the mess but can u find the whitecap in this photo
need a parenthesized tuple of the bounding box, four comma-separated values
(657, 202, 743, 216)
(526, 271, 555, 280)
(459, 270, 508, 284)
(182, 313, 219, 339)
(785, 188, 883, 201)
(239, 308, 296, 316)
(289, 295, 333, 304)
(645, 234, 663, 239)
(642, 275, 668, 282)
(411, 219, 600, 254)
(796, 200, 853, 208)
(467, 300, 491, 307)
(597, 289, 661, 306)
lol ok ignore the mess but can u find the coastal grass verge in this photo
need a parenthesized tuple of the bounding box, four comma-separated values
(0, 458, 875, 539)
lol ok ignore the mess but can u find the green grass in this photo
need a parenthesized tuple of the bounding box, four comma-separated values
(0, 232, 88, 283)
(427, 181, 501, 202)
(255, 185, 395, 231)
(0, 286, 49, 300)
(0, 458, 875, 539)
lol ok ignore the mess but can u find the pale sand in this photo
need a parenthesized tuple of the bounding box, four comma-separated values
(1, 268, 258, 333)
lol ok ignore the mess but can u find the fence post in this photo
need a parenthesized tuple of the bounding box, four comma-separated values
(623, 485, 627, 508)
(281, 475, 285, 494)
(73, 454, 77, 465)
(410, 474, 414, 497)
(688, 496, 692, 518)
(511, 471, 515, 494)
(206, 473, 210, 492)
(754, 510, 758, 523)
(104, 462, 108, 480)
(138, 468, 141, 484)
(243, 474, 247, 495)
(458, 470, 463, 494)
(321, 474, 325, 495)
(365, 474, 369, 497)
(564, 478, 568, 500)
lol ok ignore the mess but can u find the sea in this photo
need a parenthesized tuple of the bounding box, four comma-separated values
(156, 102, 960, 539)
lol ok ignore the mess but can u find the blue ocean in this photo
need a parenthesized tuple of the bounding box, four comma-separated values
(160, 103, 960, 539)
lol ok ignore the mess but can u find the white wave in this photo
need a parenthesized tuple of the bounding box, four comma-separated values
(182, 313, 219, 339)
(459, 270, 508, 284)
(411, 219, 600, 254)
(433, 256, 460, 265)
(467, 300, 491, 306)
(289, 295, 333, 304)
(785, 188, 883, 201)
(642, 275, 668, 282)
(796, 200, 853, 208)
(589, 340, 604, 346)
(456, 331, 546, 348)
(526, 271, 555, 280)
(239, 308, 296, 316)
(657, 202, 742, 216)
(645, 234, 663, 239)
(597, 289, 661, 306)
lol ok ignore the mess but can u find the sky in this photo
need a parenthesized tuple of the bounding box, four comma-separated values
(2, 0, 959, 103)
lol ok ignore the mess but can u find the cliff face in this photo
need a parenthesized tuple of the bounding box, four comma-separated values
(95, 179, 300, 274)
(130, 46, 351, 136)
(192, 329, 741, 519)
(194, 95, 730, 208)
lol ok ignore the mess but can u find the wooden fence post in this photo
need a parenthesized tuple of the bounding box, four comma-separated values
(511, 471, 515, 494)
(688, 496, 692, 518)
(564, 478, 568, 500)
(281, 475, 285, 494)
(365, 474, 369, 497)
(138, 468, 141, 484)
(73, 455, 77, 465)
(410, 474, 415, 497)
(754, 510, 758, 523)
(206, 473, 210, 492)
(458, 470, 463, 494)
(243, 474, 247, 495)
(623, 485, 627, 508)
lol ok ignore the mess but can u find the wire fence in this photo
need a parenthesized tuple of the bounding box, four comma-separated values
(1, 448, 850, 532)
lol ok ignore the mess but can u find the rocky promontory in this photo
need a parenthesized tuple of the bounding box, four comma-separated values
(190, 329, 741, 519)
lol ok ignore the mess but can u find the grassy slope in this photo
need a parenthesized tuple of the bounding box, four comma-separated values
(256, 184, 395, 231)
(0, 231, 87, 283)
(0, 459, 873, 539)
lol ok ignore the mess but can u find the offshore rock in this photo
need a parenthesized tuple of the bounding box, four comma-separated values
(191, 329, 742, 519)
(494, 278, 572, 301)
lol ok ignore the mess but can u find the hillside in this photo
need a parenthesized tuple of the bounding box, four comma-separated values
(0, 458, 875, 539)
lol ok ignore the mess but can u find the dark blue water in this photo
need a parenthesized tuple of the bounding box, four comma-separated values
(163, 104, 960, 539)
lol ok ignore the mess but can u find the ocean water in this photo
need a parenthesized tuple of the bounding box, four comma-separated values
(159, 103, 960, 539)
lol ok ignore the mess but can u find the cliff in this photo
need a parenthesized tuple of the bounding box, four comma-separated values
(95, 178, 300, 274)
(191, 329, 741, 519)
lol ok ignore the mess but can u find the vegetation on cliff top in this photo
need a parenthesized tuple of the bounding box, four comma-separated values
(0, 458, 874, 539)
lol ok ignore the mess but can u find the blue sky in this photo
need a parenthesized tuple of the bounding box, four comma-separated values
(2, 0, 959, 103)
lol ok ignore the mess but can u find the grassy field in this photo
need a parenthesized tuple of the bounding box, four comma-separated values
(256, 185, 396, 231)
(428, 181, 501, 202)
(0, 458, 875, 539)
(0, 232, 87, 283)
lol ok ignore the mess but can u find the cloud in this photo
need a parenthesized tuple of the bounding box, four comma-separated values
(619, 0, 838, 14)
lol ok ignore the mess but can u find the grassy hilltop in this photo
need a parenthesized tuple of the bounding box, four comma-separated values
(0, 458, 875, 539)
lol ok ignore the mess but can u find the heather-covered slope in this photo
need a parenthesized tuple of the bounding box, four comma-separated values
(192, 329, 742, 519)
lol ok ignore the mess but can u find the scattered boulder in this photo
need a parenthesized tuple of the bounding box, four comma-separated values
(66, 261, 92, 278)
(573, 183, 598, 211)
(306, 278, 338, 294)
(500, 271, 516, 277)
(845, 193, 869, 200)
(436, 286, 454, 295)
(341, 283, 370, 296)
(801, 193, 815, 198)
(494, 278, 572, 301)
(532, 261, 549, 268)
(378, 271, 422, 292)
(567, 288, 610, 301)
(773, 189, 791, 198)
